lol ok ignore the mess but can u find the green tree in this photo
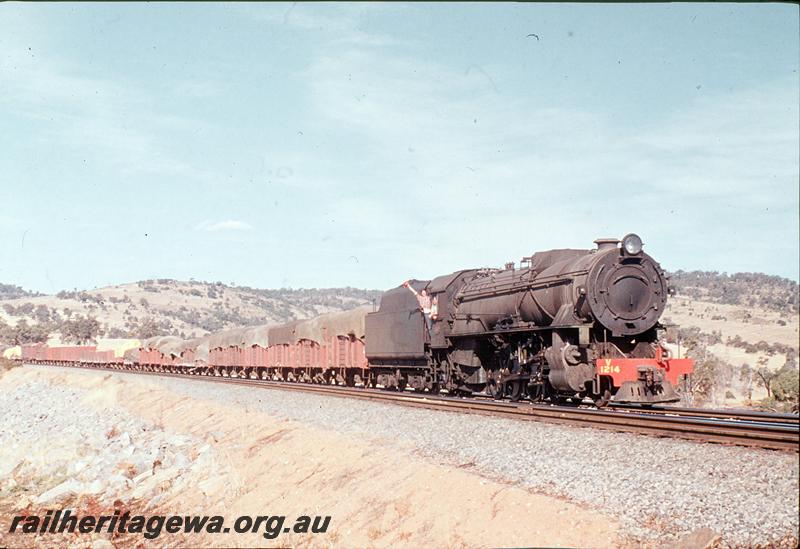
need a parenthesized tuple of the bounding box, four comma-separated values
(62, 316, 101, 344)
(772, 362, 799, 404)
(134, 316, 161, 339)
(33, 304, 51, 323)
(1, 319, 50, 345)
(754, 357, 775, 398)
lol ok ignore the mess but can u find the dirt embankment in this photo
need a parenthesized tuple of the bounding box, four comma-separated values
(0, 367, 619, 548)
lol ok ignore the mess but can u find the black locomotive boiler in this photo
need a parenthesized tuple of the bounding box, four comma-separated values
(365, 234, 693, 405)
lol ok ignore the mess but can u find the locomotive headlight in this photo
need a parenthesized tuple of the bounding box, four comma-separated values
(622, 233, 643, 255)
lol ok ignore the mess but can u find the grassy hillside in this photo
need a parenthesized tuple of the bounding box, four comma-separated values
(663, 271, 798, 410)
(0, 279, 382, 341)
(668, 270, 798, 316)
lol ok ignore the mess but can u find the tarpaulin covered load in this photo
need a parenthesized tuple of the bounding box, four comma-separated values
(294, 306, 370, 344)
(142, 336, 183, 352)
(242, 324, 273, 348)
(178, 337, 210, 364)
(162, 339, 188, 359)
(96, 338, 141, 358)
(140, 336, 184, 364)
(268, 321, 301, 346)
(206, 328, 249, 350)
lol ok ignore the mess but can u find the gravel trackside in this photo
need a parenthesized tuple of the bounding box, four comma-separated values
(26, 367, 800, 547)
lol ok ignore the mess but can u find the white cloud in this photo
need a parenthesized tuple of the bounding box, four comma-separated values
(195, 220, 254, 232)
(294, 44, 798, 280)
(239, 2, 405, 47)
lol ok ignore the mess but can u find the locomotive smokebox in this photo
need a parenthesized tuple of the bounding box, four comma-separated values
(584, 236, 666, 336)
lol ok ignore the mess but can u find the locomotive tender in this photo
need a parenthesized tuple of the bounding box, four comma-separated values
(366, 233, 692, 405)
(17, 234, 692, 406)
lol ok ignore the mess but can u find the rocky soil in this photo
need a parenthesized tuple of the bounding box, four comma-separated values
(0, 365, 622, 548)
(0, 372, 239, 547)
(1, 365, 797, 547)
(137, 369, 797, 547)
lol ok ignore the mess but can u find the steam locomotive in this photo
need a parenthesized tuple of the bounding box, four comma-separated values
(366, 233, 692, 405)
(16, 234, 692, 406)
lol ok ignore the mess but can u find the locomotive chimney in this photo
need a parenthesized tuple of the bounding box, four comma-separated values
(594, 238, 619, 251)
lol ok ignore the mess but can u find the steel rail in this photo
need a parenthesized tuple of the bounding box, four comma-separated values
(607, 402, 800, 425)
(458, 392, 800, 425)
(26, 362, 800, 451)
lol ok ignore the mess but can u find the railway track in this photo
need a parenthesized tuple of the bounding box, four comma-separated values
(607, 402, 800, 424)
(27, 362, 800, 451)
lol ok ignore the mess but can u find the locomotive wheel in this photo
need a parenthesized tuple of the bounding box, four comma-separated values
(595, 390, 612, 408)
(507, 380, 524, 402)
(485, 380, 502, 400)
(528, 383, 544, 402)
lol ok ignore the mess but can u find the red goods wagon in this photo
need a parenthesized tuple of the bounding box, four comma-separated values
(49, 346, 94, 362)
(249, 345, 268, 368)
(78, 348, 93, 362)
(139, 348, 163, 365)
(208, 347, 224, 367)
(328, 335, 367, 369)
(294, 339, 321, 369)
(79, 347, 113, 363)
(139, 336, 184, 367)
(182, 348, 197, 364)
(315, 307, 370, 372)
(209, 347, 230, 367)
(242, 325, 270, 369)
(209, 346, 242, 367)
(218, 347, 230, 366)
(45, 346, 58, 361)
(179, 338, 210, 367)
(233, 345, 245, 366)
(267, 322, 300, 368)
(207, 328, 249, 368)
(267, 343, 293, 368)
(21, 344, 45, 361)
(241, 345, 268, 368)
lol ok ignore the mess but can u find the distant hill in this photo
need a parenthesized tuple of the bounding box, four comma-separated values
(0, 283, 42, 300)
(668, 270, 798, 316)
(0, 279, 382, 342)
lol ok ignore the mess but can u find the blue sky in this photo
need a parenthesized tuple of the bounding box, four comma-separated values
(1, 3, 798, 293)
